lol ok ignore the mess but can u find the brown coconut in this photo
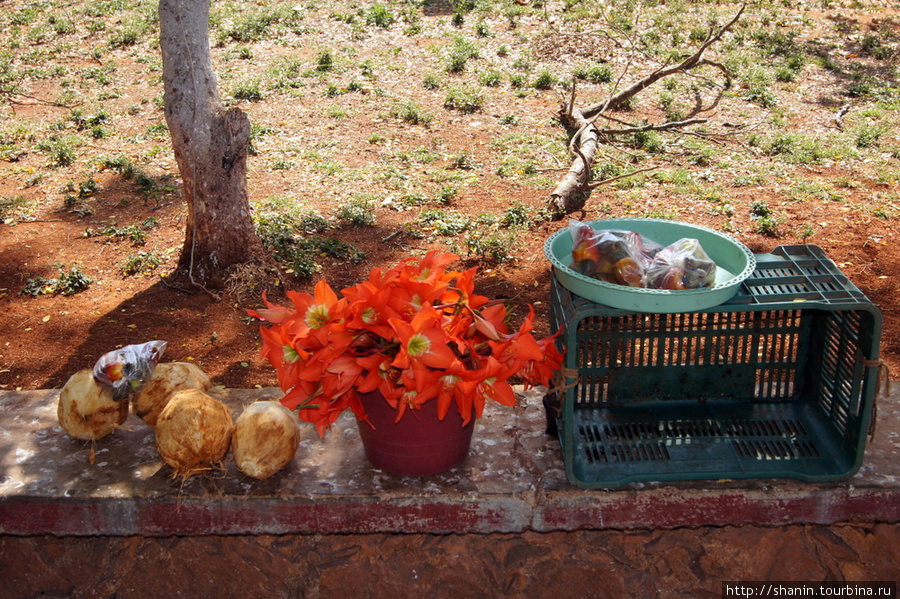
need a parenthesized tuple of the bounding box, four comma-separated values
(133, 362, 213, 427)
(57, 369, 129, 441)
(154, 389, 234, 478)
(232, 401, 301, 480)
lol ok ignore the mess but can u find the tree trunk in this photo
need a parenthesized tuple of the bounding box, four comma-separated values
(159, 0, 267, 289)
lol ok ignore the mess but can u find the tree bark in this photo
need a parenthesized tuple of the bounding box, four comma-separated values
(159, 0, 267, 289)
(549, 107, 598, 214)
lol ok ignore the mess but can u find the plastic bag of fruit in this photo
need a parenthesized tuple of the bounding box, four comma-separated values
(569, 221, 662, 287)
(92, 340, 168, 401)
(644, 238, 717, 290)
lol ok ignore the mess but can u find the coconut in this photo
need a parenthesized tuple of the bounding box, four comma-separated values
(232, 401, 301, 480)
(57, 369, 129, 441)
(154, 389, 234, 478)
(133, 362, 213, 427)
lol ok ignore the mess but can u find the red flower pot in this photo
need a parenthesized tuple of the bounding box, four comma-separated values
(355, 390, 476, 476)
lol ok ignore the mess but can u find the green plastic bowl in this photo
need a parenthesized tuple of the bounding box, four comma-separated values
(544, 218, 756, 313)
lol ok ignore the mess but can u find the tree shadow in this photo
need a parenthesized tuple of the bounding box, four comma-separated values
(801, 16, 898, 109)
(39, 279, 225, 387)
(27, 220, 443, 389)
(423, 0, 456, 17)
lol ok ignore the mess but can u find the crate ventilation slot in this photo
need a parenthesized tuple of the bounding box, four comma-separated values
(733, 438, 820, 460)
(578, 417, 819, 464)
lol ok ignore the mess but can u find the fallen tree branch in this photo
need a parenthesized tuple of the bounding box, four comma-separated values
(1, 89, 79, 111)
(550, 107, 599, 212)
(548, 4, 745, 216)
(598, 117, 709, 136)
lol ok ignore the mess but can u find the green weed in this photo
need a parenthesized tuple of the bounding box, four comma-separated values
(479, 69, 503, 87)
(0, 195, 33, 223)
(316, 51, 335, 73)
(107, 13, 153, 49)
(298, 237, 365, 263)
(390, 101, 432, 125)
(232, 79, 265, 102)
(573, 62, 612, 84)
(749, 200, 781, 236)
(85, 223, 149, 245)
(37, 136, 77, 167)
(496, 157, 537, 178)
(20, 276, 55, 297)
(750, 200, 772, 219)
(218, 7, 292, 43)
(475, 20, 492, 38)
(253, 212, 297, 255)
(449, 151, 477, 170)
(253, 207, 363, 278)
(632, 130, 665, 154)
(764, 133, 825, 164)
(364, 4, 395, 28)
(419, 209, 470, 236)
(798, 223, 815, 240)
(21, 265, 92, 296)
(359, 60, 375, 79)
(326, 106, 347, 119)
(508, 73, 527, 88)
(297, 210, 330, 234)
(872, 205, 892, 219)
(444, 35, 480, 73)
(422, 72, 442, 90)
(753, 215, 781, 236)
(532, 70, 557, 90)
(644, 209, 675, 220)
(500, 202, 532, 228)
(121, 251, 162, 276)
(444, 85, 483, 113)
(854, 123, 888, 149)
(464, 227, 516, 264)
(336, 198, 376, 227)
(268, 57, 307, 90)
(732, 173, 767, 187)
(860, 33, 892, 60)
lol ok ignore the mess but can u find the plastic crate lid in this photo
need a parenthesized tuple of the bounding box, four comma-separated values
(544, 218, 756, 313)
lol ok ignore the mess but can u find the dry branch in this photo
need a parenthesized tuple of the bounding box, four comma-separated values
(549, 5, 745, 216)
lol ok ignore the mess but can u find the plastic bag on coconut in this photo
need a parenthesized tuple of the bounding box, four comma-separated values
(92, 340, 167, 401)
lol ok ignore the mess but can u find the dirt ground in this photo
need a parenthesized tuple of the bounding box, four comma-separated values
(1, 0, 898, 392)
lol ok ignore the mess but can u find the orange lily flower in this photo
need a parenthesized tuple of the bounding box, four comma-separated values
(246, 289, 295, 324)
(389, 304, 460, 371)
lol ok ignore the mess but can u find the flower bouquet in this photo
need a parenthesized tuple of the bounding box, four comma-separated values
(249, 251, 563, 438)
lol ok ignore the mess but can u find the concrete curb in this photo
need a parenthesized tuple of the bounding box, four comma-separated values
(1, 385, 898, 536)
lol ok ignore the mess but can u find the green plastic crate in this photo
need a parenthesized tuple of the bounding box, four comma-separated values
(548, 245, 883, 489)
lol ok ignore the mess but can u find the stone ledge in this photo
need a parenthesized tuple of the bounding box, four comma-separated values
(1, 386, 899, 536)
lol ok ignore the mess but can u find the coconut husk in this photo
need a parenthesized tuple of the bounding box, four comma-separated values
(154, 388, 234, 479)
(232, 400, 301, 480)
(133, 362, 213, 427)
(57, 369, 129, 441)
